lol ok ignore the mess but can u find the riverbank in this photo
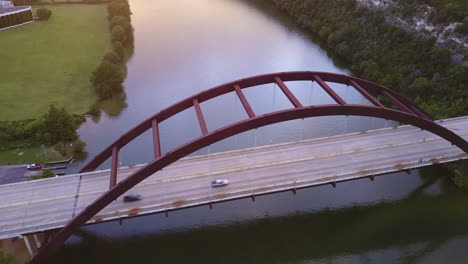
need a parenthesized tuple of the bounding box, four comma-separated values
(0, 4, 109, 121)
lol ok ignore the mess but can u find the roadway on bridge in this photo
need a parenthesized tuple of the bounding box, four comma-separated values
(0, 117, 467, 240)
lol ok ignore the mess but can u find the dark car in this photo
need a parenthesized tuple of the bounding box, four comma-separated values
(26, 164, 42, 170)
(123, 194, 141, 202)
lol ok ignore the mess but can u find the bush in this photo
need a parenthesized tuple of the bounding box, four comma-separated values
(87, 103, 101, 116)
(72, 139, 86, 153)
(91, 61, 125, 99)
(103, 50, 121, 64)
(107, 0, 131, 18)
(42, 169, 55, 178)
(36, 8, 52, 21)
(111, 25, 127, 43)
(0, 249, 18, 264)
(111, 41, 126, 60)
(110, 16, 132, 31)
(29, 169, 55, 180)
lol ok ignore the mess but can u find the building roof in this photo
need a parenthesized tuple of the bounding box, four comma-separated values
(0, 1, 13, 8)
(0, 6, 30, 16)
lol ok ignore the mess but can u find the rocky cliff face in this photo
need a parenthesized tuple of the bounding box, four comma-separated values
(356, 0, 467, 66)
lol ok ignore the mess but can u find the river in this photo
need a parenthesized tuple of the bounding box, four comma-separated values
(53, 0, 468, 263)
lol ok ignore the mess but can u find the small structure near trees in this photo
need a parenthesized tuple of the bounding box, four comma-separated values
(0, 0, 34, 30)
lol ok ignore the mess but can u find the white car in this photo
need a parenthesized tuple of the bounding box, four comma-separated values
(26, 164, 42, 170)
(211, 179, 229, 187)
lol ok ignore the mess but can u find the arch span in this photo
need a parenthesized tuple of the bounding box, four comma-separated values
(30, 71, 468, 263)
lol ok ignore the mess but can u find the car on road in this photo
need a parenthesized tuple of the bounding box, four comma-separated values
(26, 164, 42, 170)
(211, 179, 229, 187)
(123, 194, 141, 202)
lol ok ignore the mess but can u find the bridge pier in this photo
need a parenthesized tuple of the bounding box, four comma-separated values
(23, 235, 34, 258)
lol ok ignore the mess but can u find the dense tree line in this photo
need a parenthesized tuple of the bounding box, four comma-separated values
(91, 0, 133, 99)
(0, 105, 83, 150)
(267, 0, 467, 119)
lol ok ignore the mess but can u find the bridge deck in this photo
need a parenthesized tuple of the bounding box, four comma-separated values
(1, 117, 467, 240)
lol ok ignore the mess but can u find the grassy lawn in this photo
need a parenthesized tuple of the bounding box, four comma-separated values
(0, 145, 66, 165)
(0, 4, 109, 121)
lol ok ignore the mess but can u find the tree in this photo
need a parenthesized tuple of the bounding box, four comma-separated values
(103, 50, 121, 64)
(72, 139, 86, 153)
(111, 25, 127, 43)
(42, 105, 76, 143)
(0, 248, 18, 264)
(36, 8, 52, 21)
(408, 77, 433, 98)
(91, 61, 125, 99)
(111, 41, 126, 60)
(110, 16, 132, 32)
(107, 0, 131, 19)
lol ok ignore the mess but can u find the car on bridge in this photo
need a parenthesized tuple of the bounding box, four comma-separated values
(26, 164, 42, 170)
(123, 194, 141, 202)
(211, 179, 229, 187)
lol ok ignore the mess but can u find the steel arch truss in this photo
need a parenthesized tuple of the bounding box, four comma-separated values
(31, 71, 468, 263)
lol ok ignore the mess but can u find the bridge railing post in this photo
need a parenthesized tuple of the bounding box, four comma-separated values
(110, 146, 119, 189)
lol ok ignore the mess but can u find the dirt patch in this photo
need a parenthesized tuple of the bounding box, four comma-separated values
(394, 163, 406, 170)
(127, 207, 140, 217)
(213, 193, 229, 200)
(429, 158, 440, 165)
(93, 216, 103, 222)
(171, 200, 187, 208)
(357, 168, 371, 176)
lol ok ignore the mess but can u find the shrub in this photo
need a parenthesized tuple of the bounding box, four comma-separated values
(111, 41, 126, 60)
(29, 169, 55, 180)
(91, 61, 125, 99)
(87, 103, 101, 116)
(103, 50, 121, 64)
(111, 25, 127, 43)
(72, 139, 86, 153)
(0, 249, 18, 264)
(108, 0, 131, 18)
(110, 16, 131, 31)
(36, 8, 52, 21)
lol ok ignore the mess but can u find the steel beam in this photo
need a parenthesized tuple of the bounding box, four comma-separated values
(350, 80, 384, 107)
(382, 91, 417, 116)
(109, 146, 119, 189)
(234, 84, 255, 118)
(274, 77, 303, 108)
(313, 75, 346, 105)
(151, 119, 162, 159)
(193, 98, 208, 136)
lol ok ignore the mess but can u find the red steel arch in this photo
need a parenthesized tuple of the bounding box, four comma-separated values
(31, 71, 468, 263)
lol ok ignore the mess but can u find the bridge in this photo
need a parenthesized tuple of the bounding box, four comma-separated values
(3, 71, 466, 263)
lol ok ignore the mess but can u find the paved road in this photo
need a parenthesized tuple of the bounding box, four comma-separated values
(0, 165, 28, 185)
(0, 117, 467, 239)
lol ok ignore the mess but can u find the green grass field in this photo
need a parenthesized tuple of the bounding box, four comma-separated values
(0, 4, 109, 121)
(0, 145, 65, 165)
